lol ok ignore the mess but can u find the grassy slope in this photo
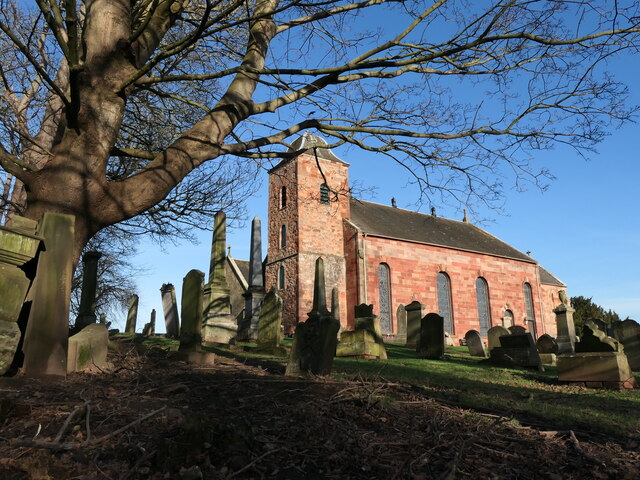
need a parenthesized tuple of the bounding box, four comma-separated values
(113, 334, 640, 440)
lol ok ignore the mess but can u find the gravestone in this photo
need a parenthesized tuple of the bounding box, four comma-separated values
(143, 309, 156, 337)
(405, 301, 424, 348)
(22, 213, 75, 378)
(557, 321, 636, 389)
(285, 258, 340, 376)
(0, 216, 42, 375)
(202, 211, 236, 344)
(179, 270, 205, 352)
(575, 321, 618, 353)
(465, 330, 487, 358)
(239, 217, 266, 341)
(554, 303, 577, 354)
(616, 319, 640, 371)
(487, 325, 510, 351)
(337, 304, 387, 360)
(396, 304, 407, 343)
(508, 325, 526, 335)
(417, 313, 445, 359)
(67, 323, 108, 373)
(591, 318, 607, 334)
(536, 334, 559, 354)
(160, 283, 180, 338)
(125, 294, 139, 333)
(489, 333, 543, 371)
(536, 333, 558, 365)
(74, 251, 102, 330)
(611, 320, 623, 340)
(256, 288, 284, 351)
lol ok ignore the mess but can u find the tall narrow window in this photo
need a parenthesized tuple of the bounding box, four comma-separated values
(475, 277, 491, 335)
(320, 183, 330, 204)
(280, 224, 286, 248)
(280, 186, 287, 209)
(524, 283, 537, 338)
(378, 263, 392, 333)
(437, 272, 454, 334)
(278, 265, 285, 289)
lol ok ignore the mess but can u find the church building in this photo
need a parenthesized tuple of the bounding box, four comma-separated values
(263, 133, 566, 343)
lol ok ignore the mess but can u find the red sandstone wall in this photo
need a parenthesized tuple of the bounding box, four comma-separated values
(361, 234, 556, 342)
(539, 284, 566, 337)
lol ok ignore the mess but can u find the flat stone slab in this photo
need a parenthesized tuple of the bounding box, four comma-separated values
(557, 352, 635, 384)
(539, 353, 557, 366)
(67, 324, 108, 373)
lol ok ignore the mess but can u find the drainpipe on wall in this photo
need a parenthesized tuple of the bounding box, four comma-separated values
(535, 265, 546, 335)
(362, 233, 368, 304)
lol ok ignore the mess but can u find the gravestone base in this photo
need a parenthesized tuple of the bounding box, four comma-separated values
(170, 351, 216, 366)
(489, 347, 544, 371)
(202, 316, 237, 345)
(0, 321, 21, 375)
(255, 345, 290, 357)
(336, 330, 383, 359)
(557, 352, 635, 387)
(67, 324, 109, 374)
(539, 353, 557, 366)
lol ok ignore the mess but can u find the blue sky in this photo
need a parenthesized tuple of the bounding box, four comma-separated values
(114, 6, 640, 332)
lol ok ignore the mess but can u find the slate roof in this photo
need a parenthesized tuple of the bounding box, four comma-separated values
(348, 198, 536, 263)
(234, 259, 250, 284)
(538, 266, 566, 287)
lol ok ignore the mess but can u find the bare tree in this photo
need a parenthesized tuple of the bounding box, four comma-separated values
(0, 0, 639, 269)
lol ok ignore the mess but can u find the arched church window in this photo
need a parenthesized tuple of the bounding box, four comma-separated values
(280, 224, 286, 248)
(524, 283, 537, 338)
(378, 263, 392, 333)
(280, 186, 287, 209)
(320, 183, 330, 204)
(437, 272, 454, 334)
(475, 277, 491, 335)
(278, 265, 285, 289)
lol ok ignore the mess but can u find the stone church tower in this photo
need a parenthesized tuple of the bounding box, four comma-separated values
(264, 133, 350, 333)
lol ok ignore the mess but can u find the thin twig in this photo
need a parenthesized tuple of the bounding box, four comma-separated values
(227, 447, 283, 478)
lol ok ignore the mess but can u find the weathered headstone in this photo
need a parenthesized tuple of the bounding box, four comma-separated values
(74, 251, 102, 330)
(125, 294, 139, 334)
(616, 319, 640, 371)
(508, 325, 526, 335)
(489, 333, 543, 371)
(396, 304, 407, 343)
(536, 334, 559, 354)
(557, 321, 636, 389)
(417, 313, 445, 359)
(487, 325, 510, 351)
(536, 333, 558, 365)
(160, 283, 180, 338)
(22, 213, 75, 378)
(554, 303, 577, 354)
(202, 211, 236, 344)
(465, 329, 488, 358)
(0, 216, 41, 375)
(179, 270, 205, 352)
(67, 323, 108, 373)
(256, 287, 284, 350)
(143, 309, 156, 337)
(591, 318, 607, 334)
(405, 301, 424, 348)
(239, 217, 266, 341)
(337, 304, 387, 360)
(285, 258, 340, 376)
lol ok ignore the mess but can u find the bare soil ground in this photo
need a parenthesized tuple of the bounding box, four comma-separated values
(1, 346, 639, 480)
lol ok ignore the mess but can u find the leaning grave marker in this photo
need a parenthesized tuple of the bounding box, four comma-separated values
(465, 329, 488, 358)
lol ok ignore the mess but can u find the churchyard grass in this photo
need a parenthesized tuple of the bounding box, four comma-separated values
(110, 334, 639, 440)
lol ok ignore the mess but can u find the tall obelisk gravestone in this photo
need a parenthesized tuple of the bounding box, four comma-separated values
(239, 217, 266, 341)
(202, 211, 236, 344)
(74, 251, 102, 330)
